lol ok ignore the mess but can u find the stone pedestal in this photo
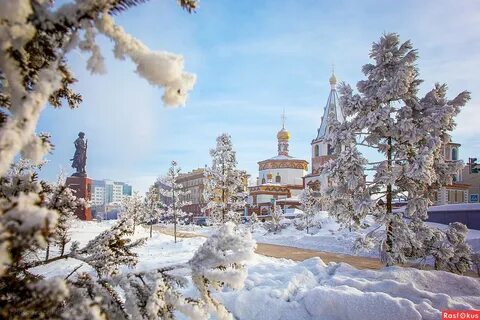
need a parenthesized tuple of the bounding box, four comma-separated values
(66, 176, 93, 221)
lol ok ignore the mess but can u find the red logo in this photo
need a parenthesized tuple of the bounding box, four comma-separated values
(442, 311, 480, 319)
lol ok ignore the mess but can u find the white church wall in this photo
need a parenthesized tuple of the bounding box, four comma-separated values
(258, 167, 306, 186)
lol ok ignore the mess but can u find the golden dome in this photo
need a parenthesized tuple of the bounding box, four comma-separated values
(329, 73, 337, 86)
(277, 128, 290, 140)
(267, 172, 273, 180)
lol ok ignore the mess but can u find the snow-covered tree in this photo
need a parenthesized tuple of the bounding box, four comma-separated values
(143, 184, 162, 238)
(266, 204, 284, 233)
(190, 222, 256, 319)
(322, 33, 472, 271)
(248, 211, 260, 232)
(45, 174, 83, 258)
(204, 134, 248, 225)
(295, 187, 322, 234)
(121, 191, 144, 233)
(472, 252, 480, 277)
(158, 161, 191, 243)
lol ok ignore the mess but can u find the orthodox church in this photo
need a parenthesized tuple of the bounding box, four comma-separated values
(304, 72, 344, 190)
(248, 116, 308, 214)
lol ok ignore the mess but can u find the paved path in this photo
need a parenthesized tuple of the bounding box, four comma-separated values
(153, 226, 479, 276)
(153, 226, 382, 270)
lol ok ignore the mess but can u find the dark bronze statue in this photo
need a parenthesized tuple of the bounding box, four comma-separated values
(71, 132, 87, 177)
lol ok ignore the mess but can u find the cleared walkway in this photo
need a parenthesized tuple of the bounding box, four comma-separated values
(153, 226, 382, 270)
(152, 225, 478, 277)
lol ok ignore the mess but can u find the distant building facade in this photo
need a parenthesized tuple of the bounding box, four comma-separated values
(434, 138, 469, 205)
(462, 164, 480, 203)
(176, 168, 207, 216)
(248, 119, 308, 215)
(304, 72, 344, 191)
(92, 179, 133, 206)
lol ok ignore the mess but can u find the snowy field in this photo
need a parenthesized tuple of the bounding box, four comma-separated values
(34, 220, 480, 320)
(183, 213, 480, 258)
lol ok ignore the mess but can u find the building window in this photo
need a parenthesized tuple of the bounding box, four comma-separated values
(275, 174, 281, 183)
(314, 145, 319, 157)
(327, 144, 334, 155)
(261, 177, 266, 184)
(452, 148, 458, 161)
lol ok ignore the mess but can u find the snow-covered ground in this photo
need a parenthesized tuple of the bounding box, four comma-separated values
(34, 220, 480, 320)
(185, 213, 480, 258)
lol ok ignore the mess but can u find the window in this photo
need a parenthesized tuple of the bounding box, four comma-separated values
(327, 144, 334, 155)
(261, 177, 266, 184)
(275, 174, 281, 183)
(314, 145, 319, 157)
(451, 148, 458, 161)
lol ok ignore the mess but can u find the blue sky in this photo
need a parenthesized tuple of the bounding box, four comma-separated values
(38, 0, 480, 194)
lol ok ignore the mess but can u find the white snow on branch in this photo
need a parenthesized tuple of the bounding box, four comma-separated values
(96, 14, 196, 107)
(0, 66, 62, 175)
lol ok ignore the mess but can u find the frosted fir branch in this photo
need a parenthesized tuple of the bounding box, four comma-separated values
(95, 13, 196, 107)
(0, 65, 62, 176)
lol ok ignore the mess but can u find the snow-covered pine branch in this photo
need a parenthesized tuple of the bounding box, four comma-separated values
(203, 134, 248, 225)
(322, 33, 472, 272)
(157, 161, 191, 243)
(73, 217, 146, 277)
(0, 0, 197, 176)
(189, 222, 256, 320)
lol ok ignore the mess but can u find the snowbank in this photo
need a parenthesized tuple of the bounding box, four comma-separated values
(221, 256, 480, 320)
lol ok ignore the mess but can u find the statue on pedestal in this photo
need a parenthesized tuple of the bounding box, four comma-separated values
(71, 132, 87, 177)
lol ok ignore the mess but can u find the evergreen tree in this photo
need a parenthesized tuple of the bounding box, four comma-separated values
(249, 211, 260, 232)
(45, 176, 83, 258)
(120, 191, 144, 233)
(295, 187, 322, 234)
(266, 204, 284, 233)
(158, 161, 191, 243)
(143, 185, 162, 238)
(203, 134, 247, 224)
(322, 33, 472, 271)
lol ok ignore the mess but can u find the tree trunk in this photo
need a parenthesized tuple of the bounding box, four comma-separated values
(222, 159, 226, 223)
(385, 136, 394, 266)
(133, 209, 136, 233)
(150, 223, 152, 238)
(60, 240, 66, 257)
(173, 187, 177, 243)
(45, 241, 50, 261)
